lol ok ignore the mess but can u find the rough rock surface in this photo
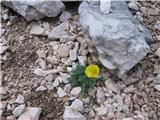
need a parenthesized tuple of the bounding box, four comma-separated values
(2, 0, 65, 21)
(79, 1, 151, 76)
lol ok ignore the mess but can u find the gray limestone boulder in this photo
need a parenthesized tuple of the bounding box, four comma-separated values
(2, 0, 65, 21)
(78, 1, 151, 76)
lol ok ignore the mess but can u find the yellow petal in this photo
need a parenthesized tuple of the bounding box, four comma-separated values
(85, 65, 100, 78)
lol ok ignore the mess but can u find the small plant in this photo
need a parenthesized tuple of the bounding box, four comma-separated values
(68, 64, 100, 97)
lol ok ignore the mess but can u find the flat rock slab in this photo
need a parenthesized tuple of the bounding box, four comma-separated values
(79, 1, 151, 76)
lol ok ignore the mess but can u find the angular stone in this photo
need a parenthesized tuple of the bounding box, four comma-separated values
(105, 78, 120, 93)
(18, 107, 42, 120)
(48, 22, 69, 40)
(95, 106, 107, 116)
(12, 105, 25, 117)
(70, 87, 81, 97)
(154, 85, 160, 91)
(52, 78, 60, 88)
(63, 106, 86, 120)
(79, 1, 151, 76)
(60, 11, 72, 22)
(78, 56, 87, 66)
(36, 86, 47, 92)
(154, 48, 160, 57)
(15, 94, 24, 104)
(96, 87, 105, 104)
(58, 44, 69, 58)
(57, 87, 67, 97)
(70, 99, 84, 112)
(29, 22, 45, 36)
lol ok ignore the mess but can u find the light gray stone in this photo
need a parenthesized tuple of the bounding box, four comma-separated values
(3, 0, 65, 21)
(79, 1, 151, 76)
(70, 99, 84, 112)
(58, 44, 69, 58)
(70, 87, 81, 97)
(60, 11, 72, 22)
(78, 56, 87, 66)
(18, 107, 42, 120)
(128, 1, 139, 10)
(95, 106, 107, 116)
(154, 85, 160, 91)
(12, 105, 25, 117)
(57, 87, 67, 97)
(96, 87, 105, 104)
(36, 86, 47, 92)
(63, 106, 86, 120)
(64, 84, 72, 94)
(52, 78, 60, 88)
(48, 22, 69, 40)
(105, 78, 120, 93)
(15, 94, 24, 104)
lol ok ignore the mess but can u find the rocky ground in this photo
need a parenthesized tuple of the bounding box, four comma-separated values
(0, 1, 160, 120)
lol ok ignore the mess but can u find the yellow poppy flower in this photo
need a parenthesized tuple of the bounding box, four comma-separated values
(85, 65, 100, 78)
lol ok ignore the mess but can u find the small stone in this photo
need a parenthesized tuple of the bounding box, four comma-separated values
(0, 45, 8, 54)
(115, 112, 126, 119)
(60, 35, 75, 42)
(52, 78, 60, 88)
(78, 56, 87, 66)
(154, 85, 160, 91)
(58, 44, 69, 58)
(70, 87, 81, 97)
(96, 87, 105, 104)
(60, 11, 72, 22)
(46, 84, 54, 90)
(0, 110, 3, 117)
(30, 23, 46, 36)
(154, 48, 160, 57)
(155, 21, 160, 30)
(105, 78, 120, 93)
(18, 107, 42, 120)
(60, 72, 69, 84)
(64, 84, 72, 94)
(36, 50, 46, 58)
(153, 75, 160, 84)
(57, 87, 67, 97)
(70, 42, 79, 61)
(48, 22, 69, 40)
(0, 87, 7, 95)
(12, 105, 25, 117)
(70, 49, 77, 61)
(0, 101, 7, 110)
(125, 77, 139, 85)
(15, 94, 24, 104)
(89, 109, 95, 118)
(45, 74, 53, 82)
(38, 58, 46, 70)
(6, 115, 16, 120)
(107, 112, 115, 119)
(63, 106, 86, 120)
(128, 1, 139, 10)
(47, 55, 59, 64)
(36, 86, 47, 92)
(33, 68, 46, 76)
(95, 106, 107, 116)
(70, 99, 84, 112)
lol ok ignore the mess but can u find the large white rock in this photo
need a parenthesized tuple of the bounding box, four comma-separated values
(63, 106, 86, 120)
(79, 1, 151, 76)
(3, 0, 65, 21)
(18, 107, 42, 120)
(100, 0, 111, 14)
